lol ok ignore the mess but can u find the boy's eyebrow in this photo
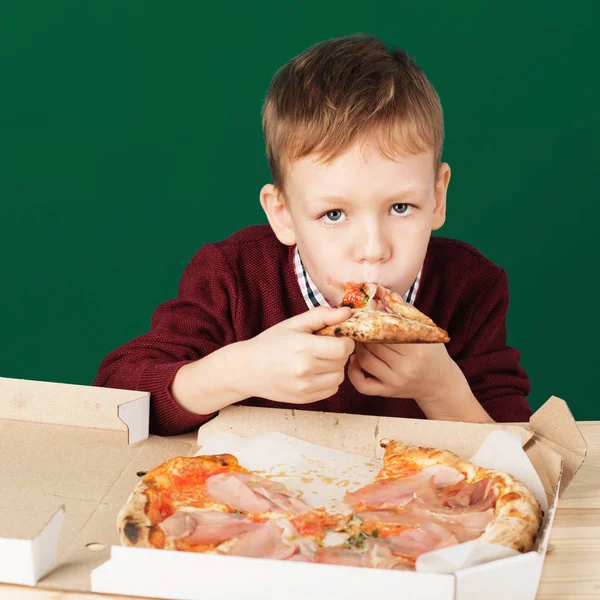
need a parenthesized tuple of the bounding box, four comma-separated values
(313, 190, 427, 204)
(312, 194, 351, 203)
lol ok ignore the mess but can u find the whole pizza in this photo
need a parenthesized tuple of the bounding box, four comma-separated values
(118, 438, 542, 569)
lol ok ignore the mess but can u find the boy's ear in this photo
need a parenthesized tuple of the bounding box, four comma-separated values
(432, 163, 451, 231)
(260, 184, 297, 245)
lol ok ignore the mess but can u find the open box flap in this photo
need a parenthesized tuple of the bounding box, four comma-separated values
(0, 376, 150, 445)
(1, 429, 201, 590)
(197, 404, 534, 459)
(197, 405, 380, 456)
(527, 396, 587, 494)
(0, 505, 65, 586)
(0, 377, 197, 588)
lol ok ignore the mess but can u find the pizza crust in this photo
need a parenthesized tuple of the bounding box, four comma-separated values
(117, 454, 246, 551)
(117, 480, 154, 548)
(379, 440, 543, 553)
(315, 309, 450, 344)
(480, 476, 542, 552)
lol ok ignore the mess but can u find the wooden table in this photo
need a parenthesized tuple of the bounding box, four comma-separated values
(2, 422, 599, 599)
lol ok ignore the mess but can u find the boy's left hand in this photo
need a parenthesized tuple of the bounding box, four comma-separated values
(348, 341, 494, 423)
(347, 341, 455, 404)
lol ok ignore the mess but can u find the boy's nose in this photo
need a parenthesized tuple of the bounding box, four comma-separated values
(356, 225, 392, 264)
(359, 244, 391, 264)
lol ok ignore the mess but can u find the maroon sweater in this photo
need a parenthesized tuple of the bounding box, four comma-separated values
(93, 225, 532, 435)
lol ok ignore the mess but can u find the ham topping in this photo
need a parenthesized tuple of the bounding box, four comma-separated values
(219, 519, 318, 561)
(448, 477, 496, 511)
(205, 472, 312, 516)
(384, 521, 458, 557)
(220, 523, 298, 560)
(158, 510, 262, 545)
(345, 473, 498, 553)
(344, 465, 465, 509)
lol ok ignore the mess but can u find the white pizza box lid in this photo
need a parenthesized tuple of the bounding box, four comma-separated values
(0, 376, 587, 600)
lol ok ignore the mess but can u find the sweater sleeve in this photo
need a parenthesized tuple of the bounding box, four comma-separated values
(92, 243, 237, 436)
(454, 269, 533, 422)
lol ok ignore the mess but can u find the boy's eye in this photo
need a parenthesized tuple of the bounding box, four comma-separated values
(322, 210, 346, 223)
(391, 203, 413, 216)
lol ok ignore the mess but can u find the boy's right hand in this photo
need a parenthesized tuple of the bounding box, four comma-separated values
(239, 307, 355, 404)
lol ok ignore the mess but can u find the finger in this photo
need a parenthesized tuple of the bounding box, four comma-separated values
(347, 355, 386, 396)
(311, 370, 345, 390)
(313, 356, 352, 374)
(363, 342, 402, 370)
(293, 372, 345, 403)
(382, 342, 411, 354)
(355, 344, 392, 381)
(309, 335, 355, 361)
(305, 386, 340, 403)
(282, 390, 336, 405)
(289, 306, 352, 333)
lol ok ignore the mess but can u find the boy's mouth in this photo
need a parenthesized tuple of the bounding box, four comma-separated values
(328, 276, 392, 288)
(325, 278, 396, 309)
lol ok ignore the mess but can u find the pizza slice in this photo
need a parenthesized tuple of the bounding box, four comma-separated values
(315, 439, 542, 569)
(315, 282, 450, 343)
(117, 454, 334, 561)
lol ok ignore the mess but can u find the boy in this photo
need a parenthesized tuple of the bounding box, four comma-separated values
(93, 34, 532, 435)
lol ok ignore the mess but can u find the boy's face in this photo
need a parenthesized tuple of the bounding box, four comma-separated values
(261, 140, 450, 305)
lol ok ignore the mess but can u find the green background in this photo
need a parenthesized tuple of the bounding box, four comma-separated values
(1, 2, 597, 419)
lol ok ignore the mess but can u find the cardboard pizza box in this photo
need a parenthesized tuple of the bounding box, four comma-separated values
(0, 376, 587, 600)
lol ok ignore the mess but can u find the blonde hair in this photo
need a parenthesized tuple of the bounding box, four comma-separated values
(262, 34, 444, 191)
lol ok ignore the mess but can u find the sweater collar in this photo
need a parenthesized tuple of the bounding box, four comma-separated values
(293, 245, 422, 310)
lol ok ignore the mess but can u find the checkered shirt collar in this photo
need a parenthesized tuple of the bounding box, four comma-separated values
(293, 245, 422, 310)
